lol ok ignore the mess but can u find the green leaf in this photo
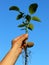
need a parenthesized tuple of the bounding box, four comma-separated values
(25, 15, 31, 22)
(16, 13, 24, 20)
(9, 6, 20, 12)
(18, 23, 28, 27)
(31, 16, 41, 22)
(28, 23, 34, 30)
(29, 3, 38, 14)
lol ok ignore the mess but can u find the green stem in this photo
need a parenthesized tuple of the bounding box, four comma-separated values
(25, 26, 28, 33)
(25, 47, 28, 65)
(24, 26, 28, 65)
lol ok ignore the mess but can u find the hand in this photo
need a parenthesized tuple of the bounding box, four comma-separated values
(0, 34, 28, 65)
(12, 34, 28, 54)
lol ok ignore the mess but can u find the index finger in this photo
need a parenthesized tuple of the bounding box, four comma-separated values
(12, 34, 28, 42)
(19, 34, 28, 42)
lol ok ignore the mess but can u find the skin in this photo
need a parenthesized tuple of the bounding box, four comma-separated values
(0, 34, 28, 65)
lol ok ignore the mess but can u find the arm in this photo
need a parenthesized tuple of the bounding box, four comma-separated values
(0, 34, 28, 65)
(1, 47, 21, 65)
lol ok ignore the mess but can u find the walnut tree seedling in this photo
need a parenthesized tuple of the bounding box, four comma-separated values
(9, 3, 41, 65)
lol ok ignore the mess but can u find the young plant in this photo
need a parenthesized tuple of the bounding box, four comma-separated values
(9, 3, 41, 65)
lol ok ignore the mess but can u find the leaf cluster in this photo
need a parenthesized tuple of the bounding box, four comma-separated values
(9, 3, 41, 33)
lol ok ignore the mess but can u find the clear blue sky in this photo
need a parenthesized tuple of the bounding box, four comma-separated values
(0, 0, 49, 65)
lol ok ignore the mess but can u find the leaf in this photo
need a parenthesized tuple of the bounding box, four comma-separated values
(28, 23, 34, 30)
(18, 24, 25, 27)
(32, 16, 41, 22)
(25, 15, 31, 22)
(9, 6, 20, 12)
(16, 13, 24, 20)
(29, 3, 38, 14)
(18, 23, 28, 27)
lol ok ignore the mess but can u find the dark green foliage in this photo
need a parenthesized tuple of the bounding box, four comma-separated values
(16, 13, 24, 20)
(29, 3, 38, 14)
(9, 3, 40, 32)
(28, 23, 34, 30)
(18, 23, 28, 27)
(32, 16, 41, 22)
(25, 15, 31, 22)
(9, 6, 20, 12)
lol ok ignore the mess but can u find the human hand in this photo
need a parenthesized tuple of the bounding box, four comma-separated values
(12, 34, 28, 55)
(0, 34, 28, 65)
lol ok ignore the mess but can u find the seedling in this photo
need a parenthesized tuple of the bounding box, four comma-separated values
(9, 3, 41, 65)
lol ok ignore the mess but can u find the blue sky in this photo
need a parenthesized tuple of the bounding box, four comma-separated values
(0, 0, 49, 65)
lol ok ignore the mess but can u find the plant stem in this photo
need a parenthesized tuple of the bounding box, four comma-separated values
(25, 26, 28, 33)
(25, 47, 28, 65)
(24, 26, 28, 65)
